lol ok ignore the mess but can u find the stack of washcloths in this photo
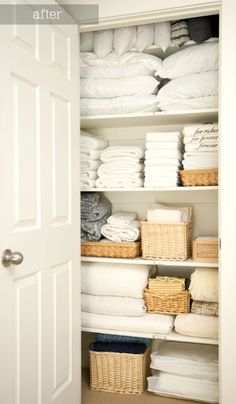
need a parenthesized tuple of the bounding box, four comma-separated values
(156, 41, 219, 110)
(96, 146, 144, 188)
(81, 262, 175, 335)
(144, 132, 183, 187)
(148, 340, 219, 403)
(80, 51, 162, 116)
(80, 131, 108, 189)
(182, 123, 218, 170)
(81, 192, 112, 241)
(101, 211, 141, 242)
(175, 267, 218, 340)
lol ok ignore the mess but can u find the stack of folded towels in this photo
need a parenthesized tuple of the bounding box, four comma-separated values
(101, 211, 141, 242)
(81, 192, 112, 241)
(147, 204, 192, 223)
(182, 123, 218, 170)
(90, 333, 150, 355)
(81, 262, 175, 335)
(156, 41, 218, 110)
(96, 145, 144, 188)
(144, 131, 183, 187)
(148, 340, 218, 403)
(81, 131, 108, 189)
(175, 267, 218, 339)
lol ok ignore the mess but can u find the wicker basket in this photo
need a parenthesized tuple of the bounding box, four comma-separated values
(89, 348, 149, 395)
(81, 241, 141, 259)
(180, 169, 218, 187)
(192, 238, 218, 262)
(144, 288, 190, 315)
(141, 221, 192, 261)
(148, 277, 185, 293)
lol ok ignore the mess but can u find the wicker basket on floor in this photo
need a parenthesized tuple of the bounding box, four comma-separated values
(144, 288, 190, 315)
(89, 348, 149, 395)
(81, 240, 141, 258)
(180, 169, 218, 186)
(192, 238, 218, 262)
(141, 221, 192, 261)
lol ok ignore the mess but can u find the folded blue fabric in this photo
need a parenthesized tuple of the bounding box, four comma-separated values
(95, 333, 150, 346)
(89, 341, 147, 354)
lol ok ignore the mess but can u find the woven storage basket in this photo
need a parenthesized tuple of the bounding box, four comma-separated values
(148, 277, 185, 293)
(180, 169, 218, 186)
(144, 288, 190, 315)
(192, 238, 218, 262)
(81, 240, 141, 259)
(141, 221, 192, 261)
(89, 348, 149, 395)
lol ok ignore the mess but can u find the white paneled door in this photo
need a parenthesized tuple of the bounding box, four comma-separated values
(0, 10, 80, 404)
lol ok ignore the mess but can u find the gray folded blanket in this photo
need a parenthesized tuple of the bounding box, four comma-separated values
(81, 213, 110, 241)
(81, 192, 112, 221)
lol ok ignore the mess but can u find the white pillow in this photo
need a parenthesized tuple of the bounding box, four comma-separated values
(93, 29, 113, 58)
(114, 26, 136, 56)
(80, 76, 159, 98)
(160, 41, 219, 79)
(80, 32, 94, 52)
(154, 22, 171, 51)
(157, 71, 218, 102)
(80, 62, 160, 79)
(135, 24, 154, 52)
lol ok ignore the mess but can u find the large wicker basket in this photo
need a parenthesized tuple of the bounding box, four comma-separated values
(81, 240, 141, 258)
(89, 348, 149, 395)
(192, 238, 218, 262)
(144, 288, 190, 315)
(141, 221, 192, 261)
(180, 169, 218, 186)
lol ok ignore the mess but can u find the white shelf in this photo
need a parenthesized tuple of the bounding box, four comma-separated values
(81, 256, 218, 268)
(82, 327, 218, 345)
(81, 186, 218, 192)
(81, 108, 218, 129)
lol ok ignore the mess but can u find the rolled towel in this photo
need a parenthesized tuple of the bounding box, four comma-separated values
(98, 161, 143, 177)
(81, 262, 149, 298)
(146, 132, 181, 142)
(80, 147, 102, 160)
(189, 267, 218, 303)
(81, 130, 108, 149)
(101, 221, 140, 242)
(95, 176, 144, 188)
(175, 313, 218, 339)
(81, 293, 146, 316)
(101, 146, 144, 162)
(107, 211, 137, 226)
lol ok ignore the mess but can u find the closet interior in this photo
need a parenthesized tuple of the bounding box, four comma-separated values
(80, 13, 219, 404)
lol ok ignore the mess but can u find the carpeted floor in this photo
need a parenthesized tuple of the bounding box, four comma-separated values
(82, 368, 205, 404)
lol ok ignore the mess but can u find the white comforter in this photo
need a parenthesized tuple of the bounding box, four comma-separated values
(174, 313, 218, 339)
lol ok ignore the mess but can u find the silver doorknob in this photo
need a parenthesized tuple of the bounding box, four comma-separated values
(1, 249, 24, 267)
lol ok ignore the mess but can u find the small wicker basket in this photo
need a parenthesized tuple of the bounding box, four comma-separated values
(141, 221, 192, 261)
(180, 169, 218, 187)
(192, 237, 218, 262)
(148, 277, 185, 293)
(144, 288, 190, 315)
(81, 240, 141, 259)
(89, 348, 149, 395)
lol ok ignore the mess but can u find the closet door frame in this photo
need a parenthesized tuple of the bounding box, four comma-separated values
(79, 1, 236, 403)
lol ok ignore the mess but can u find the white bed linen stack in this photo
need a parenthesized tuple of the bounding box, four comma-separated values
(182, 123, 218, 170)
(80, 130, 108, 189)
(101, 211, 141, 242)
(144, 132, 183, 187)
(96, 145, 144, 188)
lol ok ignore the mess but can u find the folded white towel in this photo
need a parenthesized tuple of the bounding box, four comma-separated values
(145, 157, 181, 167)
(175, 313, 218, 339)
(81, 178, 96, 188)
(183, 162, 218, 170)
(145, 149, 182, 159)
(81, 159, 100, 170)
(81, 311, 175, 334)
(81, 170, 97, 180)
(98, 161, 143, 177)
(80, 147, 102, 160)
(146, 142, 182, 151)
(101, 221, 140, 242)
(147, 204, 191, 223)
(81, 130, 108, 149)
(183, 123, 219, 139)
(101, 146, 144, 162)
(144, 167, 179, 176)
(184, 151, 218, 159)
(146, 132, 181, 142)
(185, 143, 218, 152)
(81, 262, 150, 298)
(81, 293, 146, 317)
(189, 267, 218, 303)
(107, 211, 137, 226)
(95, 176, 144, 188)
(144, 181, 179, 188)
